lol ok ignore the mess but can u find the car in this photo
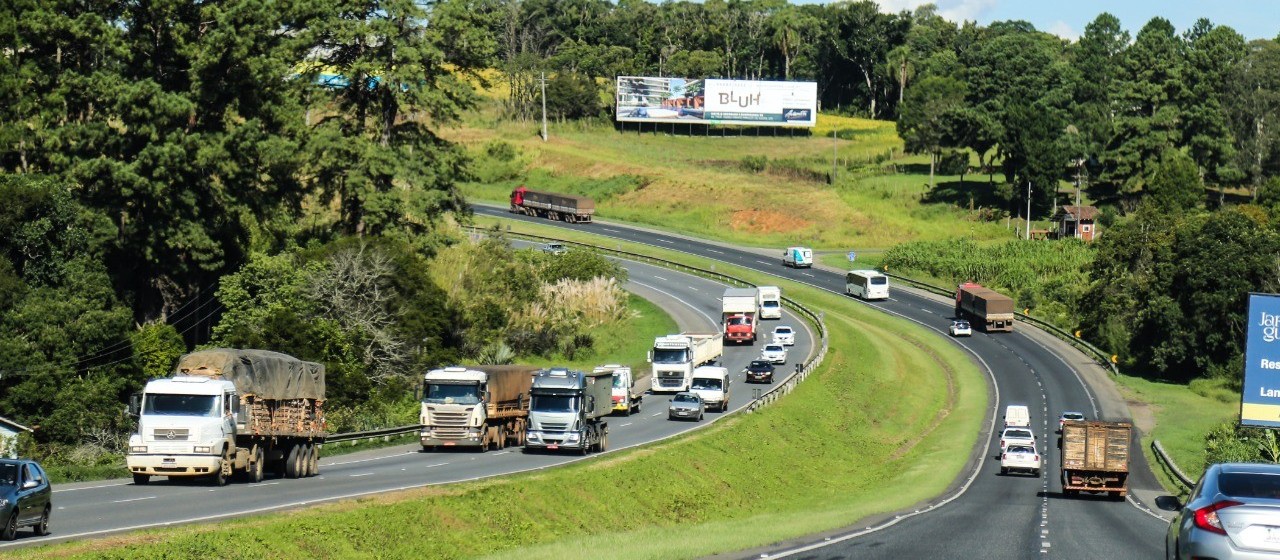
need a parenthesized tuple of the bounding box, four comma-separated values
(949, 320, 972, 337)
(771, 325, 796, 346)
(0, 458, 52, 540)
(1057, 411, 1086, 433)
(668, 392, 704, 421)
(999, 427, 1036, 451)
(744, 360, 776, 383)
(1000, 444, 1041, 476)
(541, 242, 568, 255)
(760, 343, 788, 364)
(1165, 462, 1280, 560)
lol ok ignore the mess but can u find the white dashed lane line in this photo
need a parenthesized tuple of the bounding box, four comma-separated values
(350, 473, 374, 478)
(112, 496, 156, 504)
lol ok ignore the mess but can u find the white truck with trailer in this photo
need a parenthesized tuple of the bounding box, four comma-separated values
(649, 333, 724, 393)
(419, 365, 534, 451)
(524, 368, 612, 454)
(126, 349, 325, 485)
(757, 286, 782, 319)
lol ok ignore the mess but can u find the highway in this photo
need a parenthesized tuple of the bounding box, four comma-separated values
(0, 255, 816, 549)
(473, 205, 1172, 559)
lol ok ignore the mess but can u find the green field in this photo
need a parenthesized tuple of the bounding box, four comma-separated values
(22, 220, 986, 560)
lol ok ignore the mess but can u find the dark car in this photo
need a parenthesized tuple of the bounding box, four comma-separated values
(745, 360, 776, 383)
(1166, 462, 1280, 559)
(0, 458, 52, 540)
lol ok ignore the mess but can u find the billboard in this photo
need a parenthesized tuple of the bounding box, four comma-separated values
(615, 76, 817, 127)
(1240, 293, 1280, 427)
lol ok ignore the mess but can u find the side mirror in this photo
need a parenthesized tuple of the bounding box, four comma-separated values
(1155, 495, 1183, 512)
(22, 479, 38, 490)
(646, 351, 653, 363)
(128, 393, 141, 417)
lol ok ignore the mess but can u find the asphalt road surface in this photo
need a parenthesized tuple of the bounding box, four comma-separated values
(475, 205, 1172, 560)
(1, 254, 815, 550)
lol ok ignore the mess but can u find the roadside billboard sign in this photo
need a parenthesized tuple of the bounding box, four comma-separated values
(615, 76, 817, 127)
(1240, 293, 1280, 428)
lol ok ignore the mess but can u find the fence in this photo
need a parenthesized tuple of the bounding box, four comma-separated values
(1151, 439, 1197, 489)
(323, 225, 830, 445)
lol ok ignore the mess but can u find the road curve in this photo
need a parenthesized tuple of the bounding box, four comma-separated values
(0, 252, 815, 550)
(473, 204, 1171, 559)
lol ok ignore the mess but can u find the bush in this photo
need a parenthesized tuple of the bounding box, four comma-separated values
(937, 150, 969, 175)
(741, 155, 768, 173)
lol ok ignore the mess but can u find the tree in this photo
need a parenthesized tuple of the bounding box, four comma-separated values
(1145, 149, 1204, 213)
(1182, 21, 1246, 195)
(1103, 18, 1188, 195)
(544, 72, 604, 120)
(897, 76, 967, 188)
(1226, 39, 1280, 199)
(1002, 100, 1065, 215)
(1070, 13, 1129, 160)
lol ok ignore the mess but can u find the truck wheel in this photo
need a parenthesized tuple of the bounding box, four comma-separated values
(284, 445, 301, 479)
(133, 473, 150, 485)
(212, 467, 228, 487)
(250, 448, 265, 483)
(601, 433, 608, 452)
(310, 445, 320, 476)
(300, 445, 313, 477)
(497, 427, 507, 450)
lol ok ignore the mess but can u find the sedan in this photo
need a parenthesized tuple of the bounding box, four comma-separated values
(1166, 462, 1280, 559)
(668, 392, 704, 422)
(1, 458, 52, 540)
(949, 320, 972, 337)
(1000, 444, 1041, 477)
(771, 325, 796, 346)
(744, 360, 776, 383)
(541, 242, 568, 255)
(999, 427, 1036, 451)
(1057, 411, 1086, 433)
(760, 343, 788, 365)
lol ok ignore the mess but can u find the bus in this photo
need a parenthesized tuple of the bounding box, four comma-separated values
(846, 269, 889, 300)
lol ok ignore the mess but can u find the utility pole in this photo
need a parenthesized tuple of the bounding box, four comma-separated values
(1025, 180, 1032, 241)
(540, 72, 548, 142)
(1074, 161, 1083, 239)
(831, 130, 837, 184)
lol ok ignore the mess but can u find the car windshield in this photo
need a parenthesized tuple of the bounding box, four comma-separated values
(531, 394, 577, 413)
(0, 463, 18, 487)
(956, 322, 969, 328)
(762, 301, 780, 308)
(1004, 429, 1032, 439)
(425, 383, 480, 405)
(1219, 472, 1280, 499)
(652, 348, 690, 364)
(750, 361, 771, 369)
(765, 345, 783, 352)
(691, 378, 722, 390)
(1007, 445, 1034, 454)
(775, 328, 792, 335)
(143, 394, 219, 417)
(1062, 413, 1084, 420)
(674, 394, 699, 404)
(871, 277, 888, 285)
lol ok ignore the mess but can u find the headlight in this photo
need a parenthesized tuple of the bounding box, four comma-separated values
(0, 498, 8, 508)
(194, 446, 212, 454)
(130, 445, 147, 453)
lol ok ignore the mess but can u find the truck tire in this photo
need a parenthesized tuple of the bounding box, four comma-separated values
(212, 467, 228, 487)
(133, 473, 150, 486)
(285, 445, 301, 479)
(310, 445, 320, 476)
(496, 427, 507, 450)
(300, 445, 313, 477)
(249, 447, 265, 483)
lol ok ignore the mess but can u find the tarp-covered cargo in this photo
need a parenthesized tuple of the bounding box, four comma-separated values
(176, 349, 325, 401)
(510, 186, 595, 223)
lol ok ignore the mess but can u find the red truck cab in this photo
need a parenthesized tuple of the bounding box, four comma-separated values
(723, 314, 757, 343)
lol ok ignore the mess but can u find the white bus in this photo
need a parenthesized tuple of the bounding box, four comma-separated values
(846, 269, 889, 300)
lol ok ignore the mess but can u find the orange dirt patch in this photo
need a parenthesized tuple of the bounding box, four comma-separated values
(730, 209, 813, 234)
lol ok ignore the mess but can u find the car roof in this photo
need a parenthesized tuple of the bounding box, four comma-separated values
(1002, 427, 1032, 434)
(774, 326, 793, 331)
(749, 360, 773, 366)
(1214, 463, 1280, 475)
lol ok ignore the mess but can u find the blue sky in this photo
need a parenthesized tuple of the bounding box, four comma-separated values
(802, 1, 1280, 41)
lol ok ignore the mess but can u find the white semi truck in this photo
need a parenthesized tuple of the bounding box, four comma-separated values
(126, 349, 325, 486)
(757, 286, 782, 320)
(648, 333, 724, 393)
(419, 365, 535, 451)
(524, 368, 612, 454)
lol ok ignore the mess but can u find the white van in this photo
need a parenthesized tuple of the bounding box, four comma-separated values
(783, 247, 813, 268)
(689, 366, 731, 412)
(1003, 405, 1030, 428)
(757, 286, 782, 319)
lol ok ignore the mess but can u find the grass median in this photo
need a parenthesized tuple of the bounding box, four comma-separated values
(22, 219, 986, 560)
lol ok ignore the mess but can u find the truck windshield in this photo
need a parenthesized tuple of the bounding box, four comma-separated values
(652, 348, 689, 364)
(143, 394, 219, 417)
(425, 383, 480, 405)
(691, 378, 722, 390)
(762, 301, 779, 308)
(612, 375, 626, 388)
(531, 395, 577, 412)
(727, 317, 752, 326)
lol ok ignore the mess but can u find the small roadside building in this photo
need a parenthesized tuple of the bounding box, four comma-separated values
(0, 415, 32, 458)
(1053, 205, 1100, 242)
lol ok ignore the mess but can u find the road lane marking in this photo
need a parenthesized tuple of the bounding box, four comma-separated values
(112, 496, 156, 504)
(425, 463, 448, 468)
(756, 260, 772, 265)
(707, 249, 723, 254)
(54, 482, 129, 493)
(323, 450, 416, 467)
(656, 239, 674, 244)
(620, 423, 633, 427)
(800, 272, 814, 277)
(350, 473, 374, 477)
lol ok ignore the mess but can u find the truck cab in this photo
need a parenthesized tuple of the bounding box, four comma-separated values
(420, 367, 487, 448)
(525, 368, 610, 454)
(597, 364, 642, 416)
(127, 376, 238, 483)
(689, 366, 730, 412)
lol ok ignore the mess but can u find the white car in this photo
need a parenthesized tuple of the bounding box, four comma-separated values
(1057, 411, 1085, 433)
(771, 325, 796, 346)
(949, 320, 972, 337)
(541, 242, 568, 255)
(1000, 444, 1041, 476)
(999, 427, 1036, 451)
(760, 343, 788, 364)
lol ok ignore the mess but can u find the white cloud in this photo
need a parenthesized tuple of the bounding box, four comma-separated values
(1045, 20, 1080, 42)
(875, 0, 998, 23)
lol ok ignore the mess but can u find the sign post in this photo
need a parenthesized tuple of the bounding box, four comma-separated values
(847, 251, 857, 262)
(1240, 293, 1280, 428)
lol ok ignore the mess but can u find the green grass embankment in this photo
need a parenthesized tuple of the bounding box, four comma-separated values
(23, 218, 986, 560)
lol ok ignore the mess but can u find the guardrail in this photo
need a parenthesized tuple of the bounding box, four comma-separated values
(881, 272, 1119, 375)
(461, 224, 830, 417)
(1152, 439, 1197, 489)
(326, 425, 420, 445)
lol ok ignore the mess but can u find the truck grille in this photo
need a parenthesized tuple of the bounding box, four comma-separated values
(431, 428, 469, 439)
(427, 408, 469, 427)
(659, 378, 683, 387)
(540, 422, 569, 433)
(150, 428, 190, 441)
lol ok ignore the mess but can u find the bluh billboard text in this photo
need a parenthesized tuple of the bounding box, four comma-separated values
(616, 76, 817, 127)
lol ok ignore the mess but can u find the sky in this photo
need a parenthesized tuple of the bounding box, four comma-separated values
(812, 0, 1280, 42)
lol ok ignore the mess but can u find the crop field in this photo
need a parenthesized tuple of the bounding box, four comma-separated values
(21, 220, 986, 560)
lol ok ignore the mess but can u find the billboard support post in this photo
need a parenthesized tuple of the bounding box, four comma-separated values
(1240, 293, 1280, 428)
(540, 72, 547, 142)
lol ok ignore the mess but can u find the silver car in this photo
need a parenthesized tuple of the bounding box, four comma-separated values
(1166, 462, 1280, 559)
(667, 392, 704, 422)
